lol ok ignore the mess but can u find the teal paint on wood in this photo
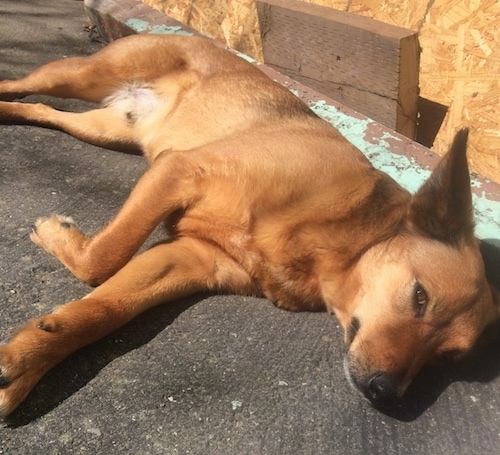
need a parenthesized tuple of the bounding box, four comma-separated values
(125, 18, 193, 35)
(149, 25, 193, 36)
(124, 18, 149, 32)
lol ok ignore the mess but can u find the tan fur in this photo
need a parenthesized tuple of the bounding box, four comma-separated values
(0, 35, 498, 415)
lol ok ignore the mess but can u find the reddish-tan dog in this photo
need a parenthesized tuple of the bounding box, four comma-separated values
(0, 35, 498, 415)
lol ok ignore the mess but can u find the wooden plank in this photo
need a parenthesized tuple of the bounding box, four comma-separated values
(256, 0, 419, 139)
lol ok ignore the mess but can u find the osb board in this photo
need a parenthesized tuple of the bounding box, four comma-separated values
(419, 0, 499, 183)
(141, 0, 500, 183)
(347, 0, 430, 30)
(142, 0, 263, 59)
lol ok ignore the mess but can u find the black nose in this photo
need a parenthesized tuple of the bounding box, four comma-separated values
(367, 372, 397, 404)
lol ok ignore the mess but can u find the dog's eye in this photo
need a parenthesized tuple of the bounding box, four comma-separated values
(413, 283, 428, 317)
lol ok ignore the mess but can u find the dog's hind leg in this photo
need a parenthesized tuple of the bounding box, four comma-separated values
(0, 35, 184, 103)
(0, 100, 140, 152)
(0, 53, 127, 103)
(0, 35, 197, 103)
(0, 237, 254, 416)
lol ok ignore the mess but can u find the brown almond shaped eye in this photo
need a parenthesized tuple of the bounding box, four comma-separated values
(413, 283, 428, 316)
(416, 287, 427, 305)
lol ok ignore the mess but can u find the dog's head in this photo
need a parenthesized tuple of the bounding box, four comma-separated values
(340, 130, 500, 405)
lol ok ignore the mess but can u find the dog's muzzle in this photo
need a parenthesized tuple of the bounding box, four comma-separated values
(344, 355, 400, 405)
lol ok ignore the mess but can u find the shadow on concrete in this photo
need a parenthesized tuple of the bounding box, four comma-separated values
(5, 295, 204, 427)
(6, 293, 500, 426)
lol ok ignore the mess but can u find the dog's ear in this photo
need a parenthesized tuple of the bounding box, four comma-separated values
(407, 129, 474, 242)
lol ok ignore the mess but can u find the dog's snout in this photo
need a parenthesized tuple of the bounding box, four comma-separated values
(367, 372, 397, 404)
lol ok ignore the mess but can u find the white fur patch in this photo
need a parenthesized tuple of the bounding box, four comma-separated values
(103, 86, 161, 122)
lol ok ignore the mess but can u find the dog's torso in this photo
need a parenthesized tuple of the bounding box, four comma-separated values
(100, 36, 411, 314)
(171, 126, 409, 313)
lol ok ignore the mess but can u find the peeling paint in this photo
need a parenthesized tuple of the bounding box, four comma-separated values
(310, 100, 429, 192)
(472, 194, 500, 241)
(149, 25, 193, 36)
(124, 18, 150, 32)
(234, 51, 260, 65)
(125, 18, 193, 36)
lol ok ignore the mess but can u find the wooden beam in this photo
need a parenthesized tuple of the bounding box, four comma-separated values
(257, 0, 419, 139)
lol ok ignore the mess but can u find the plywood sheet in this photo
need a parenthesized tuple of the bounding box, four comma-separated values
(418, 0, 499, 181)
(348, 0, 429, 30)
(142, 0, 263, 59)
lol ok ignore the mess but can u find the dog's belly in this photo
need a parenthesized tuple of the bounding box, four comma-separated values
(104, 86, 161, 123)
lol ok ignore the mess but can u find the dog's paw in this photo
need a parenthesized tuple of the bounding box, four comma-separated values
(30, 215, 88, 260)
(0, 342, 44, 417)
(0, 315, 64, 417)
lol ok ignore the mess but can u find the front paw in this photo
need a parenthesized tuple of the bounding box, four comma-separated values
(29, 215, 110, 285)
(0, 315, 65, 416)
(31, 214, 85, 252)
(0, 339, 48, 416)
(30, 215, 89, 266)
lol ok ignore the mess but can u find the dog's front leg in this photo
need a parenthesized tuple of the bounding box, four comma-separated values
(0, 237, 253, 416)
(30, 151, 200, 286)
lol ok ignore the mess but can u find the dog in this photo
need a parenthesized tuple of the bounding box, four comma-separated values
(0, 34, 498, 416)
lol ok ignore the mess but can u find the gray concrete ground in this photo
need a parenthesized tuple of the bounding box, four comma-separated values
(0, 1, 499, 454)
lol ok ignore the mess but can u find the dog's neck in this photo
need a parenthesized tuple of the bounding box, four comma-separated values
(254, 171, 411, 316)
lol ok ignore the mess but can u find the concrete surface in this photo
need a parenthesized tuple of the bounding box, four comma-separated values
(0, 1, 499, 454)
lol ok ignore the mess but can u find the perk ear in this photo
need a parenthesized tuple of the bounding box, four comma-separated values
(407, 129, 474, 242)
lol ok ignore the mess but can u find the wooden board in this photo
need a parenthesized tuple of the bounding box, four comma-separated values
(256, 0, 419, 138)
